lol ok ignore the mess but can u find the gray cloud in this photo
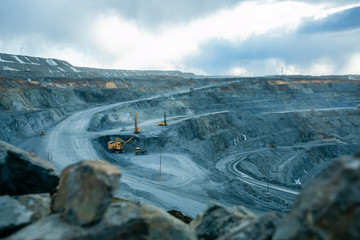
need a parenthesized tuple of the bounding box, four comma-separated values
(184, 6, 360, 75)
(0, 0, 243, 59)
(1, 0, 359, 38)
(1, 0, 358, 41)
(0, 1, 98, 41)
(0, 0, 242, 36)
(105, 0, 243, 29)
(1, 0, 359, 74)
(298, 6, 360, 33)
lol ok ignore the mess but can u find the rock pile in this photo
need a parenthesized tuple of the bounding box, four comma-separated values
(0, 141, 359, 239)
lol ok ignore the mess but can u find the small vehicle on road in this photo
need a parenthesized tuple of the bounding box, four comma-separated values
(135, 147, 148, 155)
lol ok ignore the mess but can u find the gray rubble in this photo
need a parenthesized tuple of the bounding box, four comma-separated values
(218, 212, 284, 240)
(13, 193, 51, 222)
(0, 193, 50, 238)
(6, 201, 197, 240)
(0, 196, 33, 238)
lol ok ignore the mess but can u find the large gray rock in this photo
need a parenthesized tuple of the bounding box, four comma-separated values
(190, 202, 255, 240)
(52, 160, 121, 226)
(218, 212, 284, 240)
(6, 201, 197, 240)
(274, 152, 360, 240)
(0, 194, 50, 238)
(0, 140, 59, 196)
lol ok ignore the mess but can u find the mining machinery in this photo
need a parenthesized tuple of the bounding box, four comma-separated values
(108, 136, 135, 153)
(134, 113, 141, 134)
(134, 147, 148, 155)
(157, 112, 167, 126)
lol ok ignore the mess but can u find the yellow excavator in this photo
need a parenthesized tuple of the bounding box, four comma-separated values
(157, 112, 167, 126)
(134, 113, 141, 134)
(108, 136, 135, 153)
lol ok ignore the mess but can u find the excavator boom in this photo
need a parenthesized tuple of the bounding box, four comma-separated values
(134, 113, 141, 133)
(123, 135, 135, 147)
(108, 135, 135, 153)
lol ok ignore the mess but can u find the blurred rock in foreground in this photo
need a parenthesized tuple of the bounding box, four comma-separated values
(0, 140, 59, 196)
(274, 151, 360, 240)
(0, 193, 50, 238)
(52, 160, 121, 226)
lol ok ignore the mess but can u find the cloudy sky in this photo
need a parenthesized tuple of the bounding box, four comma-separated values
(0, 0, 359, 76)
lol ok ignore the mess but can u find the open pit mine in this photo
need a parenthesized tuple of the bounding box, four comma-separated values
(1, 52, 359, 219)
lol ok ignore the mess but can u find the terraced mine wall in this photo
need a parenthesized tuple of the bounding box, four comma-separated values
(0, 69, 232, 143)
(0, 52, 202, 143)
(91, 77, 360, 190)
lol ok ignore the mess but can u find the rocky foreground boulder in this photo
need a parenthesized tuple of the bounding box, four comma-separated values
(273, 152, 360, 240)
(0, 140, 59, 195)
(52, 160, 121, 226)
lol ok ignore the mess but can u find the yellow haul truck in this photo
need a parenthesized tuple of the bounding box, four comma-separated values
(134, 147, 148, 155)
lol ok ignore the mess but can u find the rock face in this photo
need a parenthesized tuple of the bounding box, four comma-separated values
(190, 202, 256, 240)
(0, 193, 50, 238)
(273, 152, 360, 240)
(7, 201, 197, 240)
(0, 140, 59, 196)
(218, 212, 284, 240)
(52, 160, 121, 226)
